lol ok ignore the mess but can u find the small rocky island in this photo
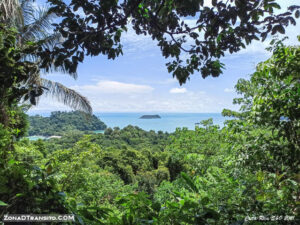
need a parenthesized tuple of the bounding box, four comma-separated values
(139, 115, 161, 119)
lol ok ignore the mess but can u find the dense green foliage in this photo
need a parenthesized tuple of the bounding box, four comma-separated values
(12, 39, 299, 224)
(0, 23, 41, 126)
(11, 125, 171, 224)
(0, 0, 92, 114)
(44, 0, 300, 84)
(28, 111, 107, 136)
(0, 1, 299, 224)
(0, 23, 93, 223)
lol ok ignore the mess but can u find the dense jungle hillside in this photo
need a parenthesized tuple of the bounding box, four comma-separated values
(28, 111, 107, 136)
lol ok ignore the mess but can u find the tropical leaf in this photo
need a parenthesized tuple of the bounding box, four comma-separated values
(181, 172, 198, 192)
(0, 200, 8, 206)
(41, 78, 92, 114)
(21, 5, 56, 44)
(1, 0, 89, 113)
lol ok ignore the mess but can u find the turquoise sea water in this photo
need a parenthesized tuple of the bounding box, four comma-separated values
(27, 113, 228, 140)
(94, 113, 227, 133)
(27, 136, 47, 141)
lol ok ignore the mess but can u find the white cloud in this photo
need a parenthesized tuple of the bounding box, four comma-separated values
(29, 85, 236, 113)
(224, 88, 234, 93)
(72, 80, 154, 94)
(121, 25, 158, 55)
(204, 0, 213, 7)
(170, 88, 187, 94)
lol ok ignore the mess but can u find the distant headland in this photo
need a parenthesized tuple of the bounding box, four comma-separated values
(139, 115, 161, 119)
(28, 111, 107, 136)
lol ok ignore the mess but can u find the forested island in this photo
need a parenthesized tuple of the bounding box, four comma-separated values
(28, 111, 107, 136)
(139, 115, 161, 119)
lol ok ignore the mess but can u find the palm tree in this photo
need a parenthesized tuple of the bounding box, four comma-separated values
(0, 0, 21, 24)
(0, 0, 92, 114)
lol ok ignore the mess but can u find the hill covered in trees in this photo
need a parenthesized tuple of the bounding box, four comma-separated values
(28, 111, 107, 136)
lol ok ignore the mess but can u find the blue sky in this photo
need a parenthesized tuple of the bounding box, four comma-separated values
(30, 0, 300, 113)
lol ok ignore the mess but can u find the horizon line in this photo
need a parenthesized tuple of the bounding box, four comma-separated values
(27, 111, 223, 114)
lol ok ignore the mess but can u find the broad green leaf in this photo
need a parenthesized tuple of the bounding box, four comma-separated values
(0, 200, 8, 206)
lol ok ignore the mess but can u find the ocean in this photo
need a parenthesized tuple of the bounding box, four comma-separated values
(94, 113, 227, 133)
(27, 113, 229, 140)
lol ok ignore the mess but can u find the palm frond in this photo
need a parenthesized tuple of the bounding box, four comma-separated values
(2, 1, 88, 112)
(21, 5, 56, 43)
(40, 56, 78, 80)
(41, 78, 92, 114)
(20, 3, 78, 79)
(19, 0, 35, 28)
(39, 32, 62, 49)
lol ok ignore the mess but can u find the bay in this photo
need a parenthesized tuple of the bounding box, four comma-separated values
(95, 113, 227, 133)
(27, 113, 229, 140)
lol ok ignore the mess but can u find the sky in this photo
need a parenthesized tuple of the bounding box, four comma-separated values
(29, 0, 300, 113)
